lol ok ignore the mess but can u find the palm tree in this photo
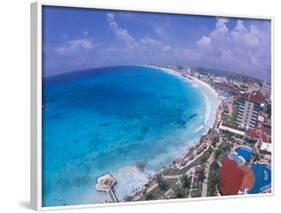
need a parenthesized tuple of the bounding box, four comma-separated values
(145, 192, 156, 200)
(197, 169, 206, 183)
(181, 175, 191, 189)
(156, 174, 169, 191)
(175, 188, 186, 198)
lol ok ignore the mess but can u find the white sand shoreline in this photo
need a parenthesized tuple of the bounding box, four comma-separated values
(142, 64, 219, 101)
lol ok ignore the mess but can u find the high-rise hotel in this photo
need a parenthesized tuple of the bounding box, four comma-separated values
(236, 91, 264, 129)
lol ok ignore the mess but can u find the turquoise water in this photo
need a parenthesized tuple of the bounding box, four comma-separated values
(42, 66, 218, 206)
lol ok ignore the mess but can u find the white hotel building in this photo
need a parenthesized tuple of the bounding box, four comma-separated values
(236, 91, 264, 129)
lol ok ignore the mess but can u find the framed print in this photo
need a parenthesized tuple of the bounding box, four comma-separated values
(31, 1, 273, 210)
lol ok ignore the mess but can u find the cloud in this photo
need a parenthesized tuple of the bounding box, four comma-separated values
(105, 14, 270, 79)
(56, 39, 94, 55)
(214, 18, 229, 34)
(185, 18, 271, 79)
(106, 13, 173, 58)
(106, 13, 137, 48)
(231, 20, 260, 48)
(140, 37, 171, 52)
(197, 36, 211, 47)
(52, 15, 270, 81)
(104, 14, 270, 80)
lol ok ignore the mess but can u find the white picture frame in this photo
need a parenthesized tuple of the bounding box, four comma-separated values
(31, 1, 274, 211)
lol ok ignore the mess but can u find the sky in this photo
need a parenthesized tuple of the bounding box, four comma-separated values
(43, 6, 271, 81)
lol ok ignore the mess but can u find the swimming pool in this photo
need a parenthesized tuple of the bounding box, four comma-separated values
(249, 163, 271, 194)
(235, 146, 253, 162)
(229, 152, 245, 166)
(229, 146, 253, 165)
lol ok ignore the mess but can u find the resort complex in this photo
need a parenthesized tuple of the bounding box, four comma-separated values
(95, 65, 272, 202)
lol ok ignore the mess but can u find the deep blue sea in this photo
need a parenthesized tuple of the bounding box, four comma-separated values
(42, 66, 218, 206)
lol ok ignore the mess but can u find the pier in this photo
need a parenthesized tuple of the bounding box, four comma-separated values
(96, 174, 118, 203)
(109, 189, 118, 203)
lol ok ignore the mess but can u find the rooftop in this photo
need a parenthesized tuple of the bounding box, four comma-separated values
(245, 129, 259, 140)
(239, 90, 264, 104)
(239, 165, 255, 191)
(219, 157, 244, 195)
(96, 174, 116, 192)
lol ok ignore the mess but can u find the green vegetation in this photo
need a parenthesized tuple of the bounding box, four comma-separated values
(141, 136, 233, 201)
(214, 142, 231, 160)
(214, 148, 224, 160)
(157, 175, 169, 191)
(145, 188, 159, 200)
(197, 168, 206, 183)
(164, 146, 214, 176)
(142, 142, 224, 201)
(175, 189, 185, 198)
(207, 161, 220, 196)
(181, 175, 191, 189)
(214, 139, 231, 159)
(143, 174, 192, 201)
(222, 113, 236, 127)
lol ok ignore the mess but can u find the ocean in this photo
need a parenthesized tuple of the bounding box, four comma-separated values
(42, 66, 219, 206)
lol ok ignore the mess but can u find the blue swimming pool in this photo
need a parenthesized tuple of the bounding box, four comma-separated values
(229, 152, 245, 165)
(250, 163, 271, 194)
(235, 146, 253, 162)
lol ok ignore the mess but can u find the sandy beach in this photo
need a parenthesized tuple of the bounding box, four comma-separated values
(143, 65, 219, 101)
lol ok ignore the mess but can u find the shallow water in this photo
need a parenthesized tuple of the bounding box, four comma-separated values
(42, 66, 218, 206)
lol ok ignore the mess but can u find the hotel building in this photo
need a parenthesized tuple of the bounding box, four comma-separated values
(236, 91, 264, 129)
(261, 81, 271, 100)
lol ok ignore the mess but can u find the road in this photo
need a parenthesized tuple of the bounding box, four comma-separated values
(201, 152, 215, 197)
